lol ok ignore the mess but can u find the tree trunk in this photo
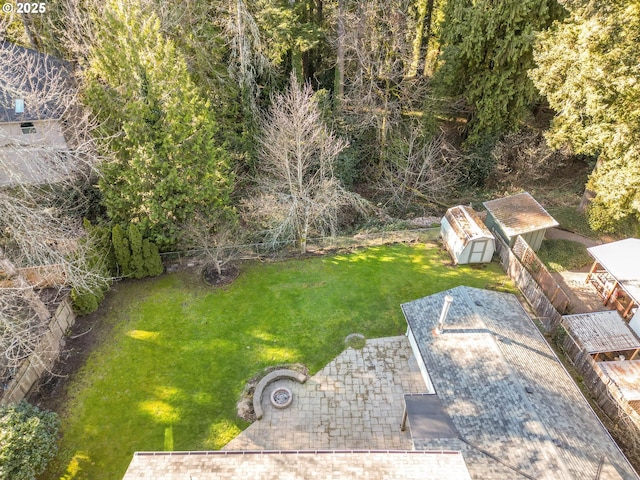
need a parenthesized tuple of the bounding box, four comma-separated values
(409, 0, 429, 77)
(334, 0, 345, 107)
(579, 158, 602, 213)
(20, 13, 39, 50)
(421, 0, 436, 77)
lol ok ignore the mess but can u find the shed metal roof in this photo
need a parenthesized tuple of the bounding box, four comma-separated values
(562, 311, 640, 354)
(598, 360, 640, 403)
(444, 206, 494, 244)
(483, 192, 559, 237)
(123, 450, 473, 480)
(588, 239, 640, 305)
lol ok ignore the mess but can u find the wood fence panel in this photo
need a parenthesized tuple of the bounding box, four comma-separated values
(512, 236, 571, 313)
(0, 297, 76, 406)
(494, 233, 562, 332)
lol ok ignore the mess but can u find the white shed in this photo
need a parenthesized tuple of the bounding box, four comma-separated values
(440, 206, 495, 264)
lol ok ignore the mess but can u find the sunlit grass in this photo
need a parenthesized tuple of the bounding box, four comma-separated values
(46, 243, 512, 480)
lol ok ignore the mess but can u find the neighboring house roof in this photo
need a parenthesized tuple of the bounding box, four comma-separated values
(0, 41, 70, 123)
(443, 206, 494, 243)
(599, 360, 640, 415)
(562, 311, 640, 355)
(401, 286, 638, 480)
(588, 239, 640, 305)
(122, 450, 473, 480)
(483, 192, 559, 237)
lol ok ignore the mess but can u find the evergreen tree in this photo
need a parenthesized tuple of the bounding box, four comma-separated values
(111, 224, 132, 277)
(530, 0, 640, 232)
(86, 0, 234, 249)
(435, 0, 563, 146)
(142, 239, 164, 277)
(128, 223, 146, 279)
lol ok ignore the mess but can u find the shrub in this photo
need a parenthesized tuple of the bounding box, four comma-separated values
(0, 401, 60, 480)
(111, 223, 163, 278)
(71, 288, 103, 316)
(142, 239, 163, 276)
(128, 223, 146, 279)
(111, 224, 132, 276)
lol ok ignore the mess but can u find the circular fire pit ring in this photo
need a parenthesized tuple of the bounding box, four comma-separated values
(270, 387, 293, 409)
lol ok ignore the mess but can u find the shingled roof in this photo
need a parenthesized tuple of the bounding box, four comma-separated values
(483, 192, 559, 237)
(401, 286, 638, 480)
(0, 41, 71, 123)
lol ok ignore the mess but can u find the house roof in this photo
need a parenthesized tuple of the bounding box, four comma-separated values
(122, 450, 473, 480)
(483, 192, 559, 237)
(562, 311, 640, 355)
(588, 239, 640, 305)
(599, 360, 640, 414)
(443, 206, 494, 244)
(401, 286, 638, 480)
(0, 41, 70, 123)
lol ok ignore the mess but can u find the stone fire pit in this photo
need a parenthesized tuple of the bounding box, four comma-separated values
(270, 387, 293, 409)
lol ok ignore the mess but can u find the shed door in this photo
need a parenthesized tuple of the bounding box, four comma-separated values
(469, 240, 487, 263)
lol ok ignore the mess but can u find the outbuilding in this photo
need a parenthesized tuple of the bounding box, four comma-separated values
(483, 192, 559, 251)
(586, 238, 640, 323)
(440, 205, 495, 264)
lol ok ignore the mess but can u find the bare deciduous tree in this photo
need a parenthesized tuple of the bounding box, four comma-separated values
(245, 74, 368, 253)
(181, 213, 242, 277)
(0, 42, 109, 384)
(375, 128, 463, 212)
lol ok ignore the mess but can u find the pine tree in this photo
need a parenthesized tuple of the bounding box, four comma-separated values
(530, 0, 640, 232)
(434, 0, 563, 147)
(86, 0, 234, 249)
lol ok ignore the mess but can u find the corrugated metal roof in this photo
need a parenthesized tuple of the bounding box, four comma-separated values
(123, 450, 473, 480)
(483, 192, 559, 237)
(588, 239, 640, 305)
(444, 206, 494, 245)
(562, 311, 640, 354)
(598, 361, 640, 402)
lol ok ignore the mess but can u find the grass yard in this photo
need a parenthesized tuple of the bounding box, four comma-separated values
(537, 239, 593, 272)
(46, 243, 512, 480)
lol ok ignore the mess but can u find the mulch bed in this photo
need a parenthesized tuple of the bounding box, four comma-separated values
(202, 264, 240, 287)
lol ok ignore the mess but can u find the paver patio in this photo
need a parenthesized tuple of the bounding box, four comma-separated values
(223, 336, 427, 451)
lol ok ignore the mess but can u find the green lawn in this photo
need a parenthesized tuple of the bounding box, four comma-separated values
(47, 243, 512, 480)
(537, 239, 593, 272)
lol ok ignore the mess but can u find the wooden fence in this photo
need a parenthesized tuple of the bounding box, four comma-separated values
(0, 263, 66, 288)
(494, 233, 563, 332)
(512, 236, 571, 313)
(160, 228, 442, 264)
(0, 297, 76, 405)
(561, 335, 640, 457)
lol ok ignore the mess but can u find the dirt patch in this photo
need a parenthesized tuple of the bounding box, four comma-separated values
(202, 264, 240, 287)
(27, 284, 129, 414)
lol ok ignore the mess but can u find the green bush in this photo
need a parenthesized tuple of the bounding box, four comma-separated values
(128, 223, 146, 279)
(71, 288, 103, 316)
(111, 223, 163, 278)
(142, 239, 164, 276)
(111, 224, 132, 277)
(0, 401, 60, 480)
